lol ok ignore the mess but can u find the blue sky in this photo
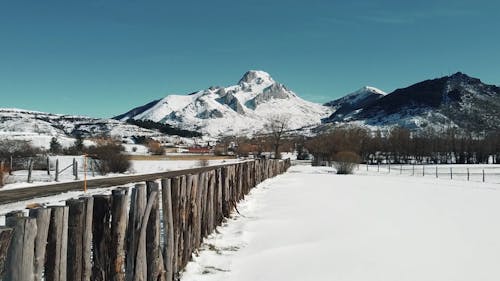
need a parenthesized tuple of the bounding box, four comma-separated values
(1, 0, 499, 118)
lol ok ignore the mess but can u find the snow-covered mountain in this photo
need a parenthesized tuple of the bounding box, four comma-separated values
(322, 86, 386, 123)
(115, 70, 333, 136)
(0, 108, 163, 148)
(322, 72, 500, 132)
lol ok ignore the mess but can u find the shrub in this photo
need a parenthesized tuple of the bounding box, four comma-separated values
(147, 140, 166, 155)
(0, 168, 6, 187)
(0, 140, 41, 159)
(86, 142, 130, 174)
(333, 151, 361, 174)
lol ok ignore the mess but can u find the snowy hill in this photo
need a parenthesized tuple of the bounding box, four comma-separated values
(0, 108, 163, 148)
(323, 86, 386, 123)
(322, 73, 500, 132)
(115, 70, 333, 136)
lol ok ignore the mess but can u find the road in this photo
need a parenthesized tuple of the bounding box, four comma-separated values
(0, 162, 238, 205)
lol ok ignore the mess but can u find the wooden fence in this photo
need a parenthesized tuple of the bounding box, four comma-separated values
(0, 158, 291, 281)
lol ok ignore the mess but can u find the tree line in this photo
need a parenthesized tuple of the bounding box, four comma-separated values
(303, 126, 500, 165)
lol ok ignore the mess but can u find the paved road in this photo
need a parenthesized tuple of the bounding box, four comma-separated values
(0, 163, 236, 205)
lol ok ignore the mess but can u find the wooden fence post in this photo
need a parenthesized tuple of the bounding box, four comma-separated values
(82, 197, 94, 281)
(133, 190, 158, 281)
(0, 227, 13, 280)
(169, 177, 181, 277)
(5, 216, 37, 281)
(74, 160, 79, 181)
(47, 157, 51, 175)
(111, 188, 129, 281)
(29, 208, 52, 281)
(27, 158, 33, 183)
(9, 155, 13, 175)
(55, 159, 59, 182)
(161, 178, 174, 281)
(92, 195, 112, 281)
(67, 199, 85, 281)
(67, 197, 94, 281)
(126, 184, 147, 281)
(146, 181, 163, 281)
(46, 206, 69, 281)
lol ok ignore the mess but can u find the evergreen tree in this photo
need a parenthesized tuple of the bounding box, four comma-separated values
(49, 137, 62, 154)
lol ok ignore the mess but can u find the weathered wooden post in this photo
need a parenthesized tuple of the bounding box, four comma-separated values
(111, 188, 128, 281)
(29, 208, 52, 281)
(126, 183, 147, 281)
(422, 165, 425, 177)
(0, 227, 13, 280)
(74, 159, 79, 181)
(169, 177, 181, 277)
(467, 168, 470, 181)
(67, 197, 94, 281)
(9, 155, 13, 175)
(435, 166, 438, 178)
(134, 189, 158, 281)
(161, 178, 174, 281)
(67, 199, 84, 281)
(146, 181, 163, 281)
(92, 195, 112, 281)
(5, 216, 37, 281)
(55, 159, 59, 182)
(47, 157, 51, 175)
(483, 169, 485, 182)
(27, 158, 33, 183)
(46, 206, 69, 281)
(450, 167, 453, 180)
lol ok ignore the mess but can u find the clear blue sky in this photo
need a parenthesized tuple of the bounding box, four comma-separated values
(1, 0, 499, 118)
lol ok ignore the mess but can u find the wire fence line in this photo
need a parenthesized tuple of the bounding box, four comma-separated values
(1, 155, 103, 185)
(365, 163, 500, 184)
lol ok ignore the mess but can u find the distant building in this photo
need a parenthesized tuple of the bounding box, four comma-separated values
(187, 147, 211, 154)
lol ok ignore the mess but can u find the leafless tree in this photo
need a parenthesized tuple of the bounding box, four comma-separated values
(264, 114, 290, 159)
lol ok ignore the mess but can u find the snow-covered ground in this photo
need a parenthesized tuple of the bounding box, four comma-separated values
(181, 164, 500, 281)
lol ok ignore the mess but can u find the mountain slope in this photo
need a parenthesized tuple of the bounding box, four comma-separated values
(116, 70, 332, 136)
(0, 108, 162, 146)
(322, 73, 500, 132)
(323, 86, 386, 122)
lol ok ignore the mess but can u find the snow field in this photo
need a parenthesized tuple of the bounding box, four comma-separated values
(181, 165, 500, 281)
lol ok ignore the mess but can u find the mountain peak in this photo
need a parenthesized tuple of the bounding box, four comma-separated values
(238, 70, 274, 85)
(359, 86, 387, 95)
(448, 72, 481, 84)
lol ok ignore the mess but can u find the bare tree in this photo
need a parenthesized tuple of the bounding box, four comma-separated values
(264, 114, 290, 159)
